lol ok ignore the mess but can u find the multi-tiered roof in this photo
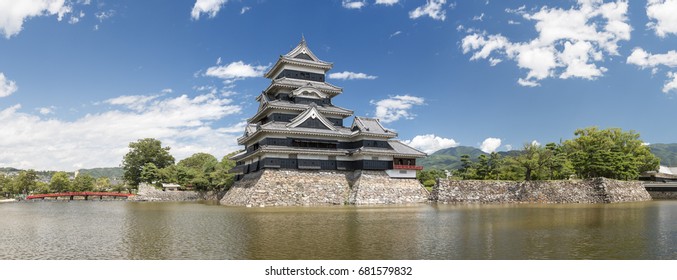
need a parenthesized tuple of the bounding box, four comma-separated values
(231, 38, 425, 178)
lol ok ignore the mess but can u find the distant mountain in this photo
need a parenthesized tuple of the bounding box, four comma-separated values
(419, 143, 677, 170)
(78, 167, 124, 179)
(419, 146, 520, 170)
(650, 143, 677, 167)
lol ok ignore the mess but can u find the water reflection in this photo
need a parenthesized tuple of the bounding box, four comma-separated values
(0, 201, 675, 259)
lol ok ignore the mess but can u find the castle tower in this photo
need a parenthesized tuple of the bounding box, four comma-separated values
(230, 38, 425, 178)
(223, 39, 428, 206)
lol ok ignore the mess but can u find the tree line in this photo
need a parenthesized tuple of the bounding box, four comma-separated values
(122, 138, 237, 191)
(418, 127, 660, 188)
(1, 170, 124, 198)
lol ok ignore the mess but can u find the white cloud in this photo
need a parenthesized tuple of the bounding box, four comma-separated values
(508, 20, 521, 25)
(480, 138, 502, 153)
(328, 71, 377, 80)
(664, 72, 677, 93)
(504, 144, 513, 151)
(342, 1, 366, 9)
(647, 0, 677, 38)
(370, 95, 425, 123)
(389, 30, 402, 38)
(0, 93, 244, 171)
(531, 140, 541, 147)
(409, 0, 447, 21)
(68, 11, 84, 24)
(95, 10, 114, 22)
(626, 48, 677, 69)
(38, 106, 55, 115)
(204, 61, 269, 83)
(472, 13, 485, 21)
(375, 0, 399, 6)
(240, 6, 250, 14)
(403, 134, 458, 154)
(0, 73, 18, 97)
(462, 0, 631, 86)
(0, 0, 74, 38)
(627, 48, 677, 93)
(191, 0, 228, 20)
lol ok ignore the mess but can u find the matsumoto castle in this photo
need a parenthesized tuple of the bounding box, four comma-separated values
(230, 38, 426, 181)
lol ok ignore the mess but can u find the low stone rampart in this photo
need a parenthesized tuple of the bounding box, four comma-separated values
(131, 183, 200, 201)
(219, 169, 428, 207)
(432, 178, 650, 204)
(348, 170, 429, 205)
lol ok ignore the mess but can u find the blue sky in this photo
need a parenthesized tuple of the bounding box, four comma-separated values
(1, 0, 677, 171)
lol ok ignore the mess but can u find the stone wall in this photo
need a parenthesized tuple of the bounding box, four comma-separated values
(219, 169, 428, 207)
(348, 170, 429, 205)
(130, 183, 200, 201)
(432, 178, 651, 204)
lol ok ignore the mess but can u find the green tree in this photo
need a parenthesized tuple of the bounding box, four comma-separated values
(49, 172, 71, 193)
(177, 153, 219, 190)
(15, 170, 38, 195)
(563, 127, 660, 180)
(211, 152, 238, 190)
(72, 174, 95, 192)
(140, 162, 161, 185)
(122, 138, 175, 187)
(417, 169, 446, 189)
(0, 174, 14, 197)
(514, 143, 550, 181)
(95, 177, 111, 191)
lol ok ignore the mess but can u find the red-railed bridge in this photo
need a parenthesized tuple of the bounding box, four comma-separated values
(26, 192, 134, 200)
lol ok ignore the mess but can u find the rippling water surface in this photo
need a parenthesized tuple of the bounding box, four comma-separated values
(0, 201, 675, 259)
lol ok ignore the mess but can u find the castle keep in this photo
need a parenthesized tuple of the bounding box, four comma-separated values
(221, 39, 429, 206)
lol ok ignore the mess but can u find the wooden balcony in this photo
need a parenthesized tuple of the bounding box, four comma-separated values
(393, 164, 423, 170)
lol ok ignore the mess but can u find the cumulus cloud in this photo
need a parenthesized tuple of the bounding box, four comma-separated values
(375, 0, 399, 5)
(204, 61, 269, 83)
(627, 48, 677, 69)
(0, 73, 18, 97)
(462, 0, 631, 87)
(409, 0, 447, 21)
(627, 48, 677, 93)
(328, 71, 377, 80)
(38, 106, 55, 115)
(0, 0, 73, 38)
(191, 0, 228, 20)
(370, 95, 425, 123)
(664, 72, 677, 93)
(403, 134, 458, 154)
(240, 6, 250, 14)
(342, 1, 366, 9)
(480, 137, 502, 153)
(647, 0, 677, 38)
(0, 93, 244, 171)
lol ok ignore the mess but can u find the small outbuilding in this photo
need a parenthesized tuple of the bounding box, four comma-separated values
(162, 183, 181, 191)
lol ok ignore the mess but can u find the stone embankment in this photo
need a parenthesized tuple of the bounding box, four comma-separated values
(432, 177, 651, 204)
(220, 169, 428, 207)
(130, 183, 200, 201)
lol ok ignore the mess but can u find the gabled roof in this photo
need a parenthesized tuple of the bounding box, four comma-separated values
(287, 105, 337, 131)
(283, 36, 327, 63)
(351, 117, 397, 137)
(264, 77, 342, 96)
(247, 99, 353, 123)
(264, 38, 333, 78)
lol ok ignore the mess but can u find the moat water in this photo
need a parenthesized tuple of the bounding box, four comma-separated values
(0, 200, 675, 259)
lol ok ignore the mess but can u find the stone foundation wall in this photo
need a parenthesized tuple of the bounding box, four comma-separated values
(647, 191, 677, 199)
(219, 169, 428, 207)
(220, 169, 351, 206)
(432, 178, 651, 204)
(348, 170, 429, 205)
